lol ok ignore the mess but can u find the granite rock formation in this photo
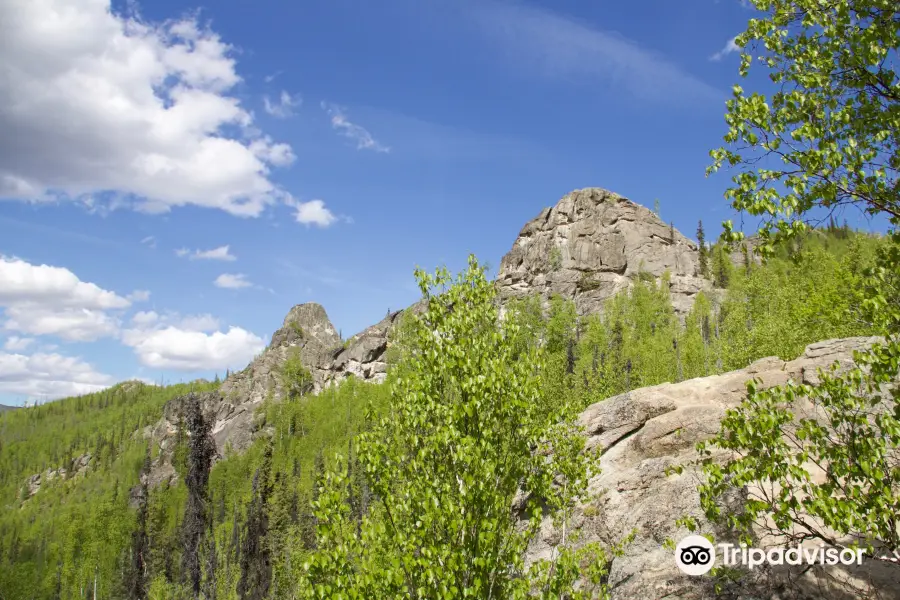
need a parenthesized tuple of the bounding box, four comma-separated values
(524, 336, 898, 599)
(496, 188, 713, 318)
(145, 188, 719, 486)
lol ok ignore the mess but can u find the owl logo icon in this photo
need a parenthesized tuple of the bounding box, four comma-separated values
(675, 535, 716, 575)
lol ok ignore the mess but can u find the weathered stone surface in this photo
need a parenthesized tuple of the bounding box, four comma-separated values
(525, 336, 899, 599)
(24, 452, 92, 498)
(496, 187, 715, 317)
(145, 302, 424, 484)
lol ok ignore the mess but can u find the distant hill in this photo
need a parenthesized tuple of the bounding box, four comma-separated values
(0, 404, 18, 413)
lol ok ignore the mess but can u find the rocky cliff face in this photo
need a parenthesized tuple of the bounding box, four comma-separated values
(525, 336, 898, 599)
(146, 187, 717, 483)
(496, 188, 712, 317)
(144, 302, 420, 478)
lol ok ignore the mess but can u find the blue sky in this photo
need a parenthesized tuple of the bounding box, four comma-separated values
(0, 0, 799, 404)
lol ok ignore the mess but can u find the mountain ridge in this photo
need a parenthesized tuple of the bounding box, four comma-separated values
(143, 186, 718, 480)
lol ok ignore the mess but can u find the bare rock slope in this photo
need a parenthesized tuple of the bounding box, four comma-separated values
(147, 188, 716, 481)
(496, 187, 712, 317)
(526, 336, 899, 600)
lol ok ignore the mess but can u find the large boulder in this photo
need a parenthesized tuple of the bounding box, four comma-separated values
(525, 336, 899, 599)
(496, 187, 713, 317)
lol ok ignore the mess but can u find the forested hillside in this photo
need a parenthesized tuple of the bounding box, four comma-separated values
(0, 228, 887, 599)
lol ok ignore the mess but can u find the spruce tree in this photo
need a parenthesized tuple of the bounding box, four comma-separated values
(696, 220, 709, 278)
(237, 444, 273, 600)
(125, 450, 151, 600)
(181, 395, 217, 597)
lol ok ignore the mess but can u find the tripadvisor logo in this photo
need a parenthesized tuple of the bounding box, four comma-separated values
(675, 535, 716, 576)
(674, 535, 866, 576)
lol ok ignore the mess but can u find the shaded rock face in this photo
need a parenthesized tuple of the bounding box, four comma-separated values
(147, 187, 720, 484)
(146, 303, 420, 475)
(496, 188, 712, 317)
(221, 302, 342, 404)
(525, 336, 899, 600)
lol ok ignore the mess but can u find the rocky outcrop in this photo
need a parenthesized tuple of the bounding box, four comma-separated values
(144, 187, 737, 488)
(145, 302, 421, 476)
(496, 188, 713, 317)
(525, 336, 899, 599)
(25, 453, 92, 498)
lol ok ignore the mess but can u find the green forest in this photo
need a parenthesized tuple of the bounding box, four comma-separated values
(3, 0, 900, 596)
(0, 227, 890, 599)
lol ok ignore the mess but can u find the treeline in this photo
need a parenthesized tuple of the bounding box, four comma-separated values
(0, 228, 885, 599)
(0, 380, 219, 599)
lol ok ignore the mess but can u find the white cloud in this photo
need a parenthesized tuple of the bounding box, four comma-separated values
(3, 336, 35, 351)
(469, 3, 721, 106)
(0, 351, 114, 400)
(177, 313, 220, 332)
(0, 256, 131, 341)
(140, 235, 156, 248)
(263, 90, 302, 118)
(121, 324, 265, 371)
(289, 198, 337, 227)
(4, 306, 121, 341)
(0, 0, 297, 217)
(710, 36, 740, 61)
(131, 310, 160, 327)
(0, 256, 130, 309)
(214, 273, 252, 289)
(321, 102, 390, 153)
(127, 289, 151, 302)
(176, 245, 237, 261)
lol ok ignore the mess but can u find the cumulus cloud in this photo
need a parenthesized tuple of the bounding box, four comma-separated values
(121, 316, 265, 371)
(321, 102, 390, 153)
(263, 91, 302, 118)
(214, 273, 252, 289)
(0, 0, 297, 217)
(0, 351, 114, 400)
(131, 310, 160, 327)
(175, 245, 237, 261)
(127, 289, 151, 302)
(0, 256, 130, 341)
(4, 306, 121, 341)
(3, 336, 35, 351)
(288, 198, 337, 227)
(710, 36, 741, 61)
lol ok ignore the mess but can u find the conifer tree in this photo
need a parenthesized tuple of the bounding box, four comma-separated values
(697, 220, 709, 278)
(181, 395, 216, 597)
(125, 450, 151, 600)
(237, 444, 273, 600)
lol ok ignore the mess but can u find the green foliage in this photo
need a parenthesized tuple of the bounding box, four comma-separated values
(697, 230, 900, 567)
(0, 380, 218, 599)
(708, 0, 900, 254)
(548, 244, 563, 271)
(294, 256, 612, 598)
(697, 220, 709, 279)
(280, 347, 313, 400)
(710, 242, 733, 288)
(578, 271, 603, 291)
(699, 0, 900, 574)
